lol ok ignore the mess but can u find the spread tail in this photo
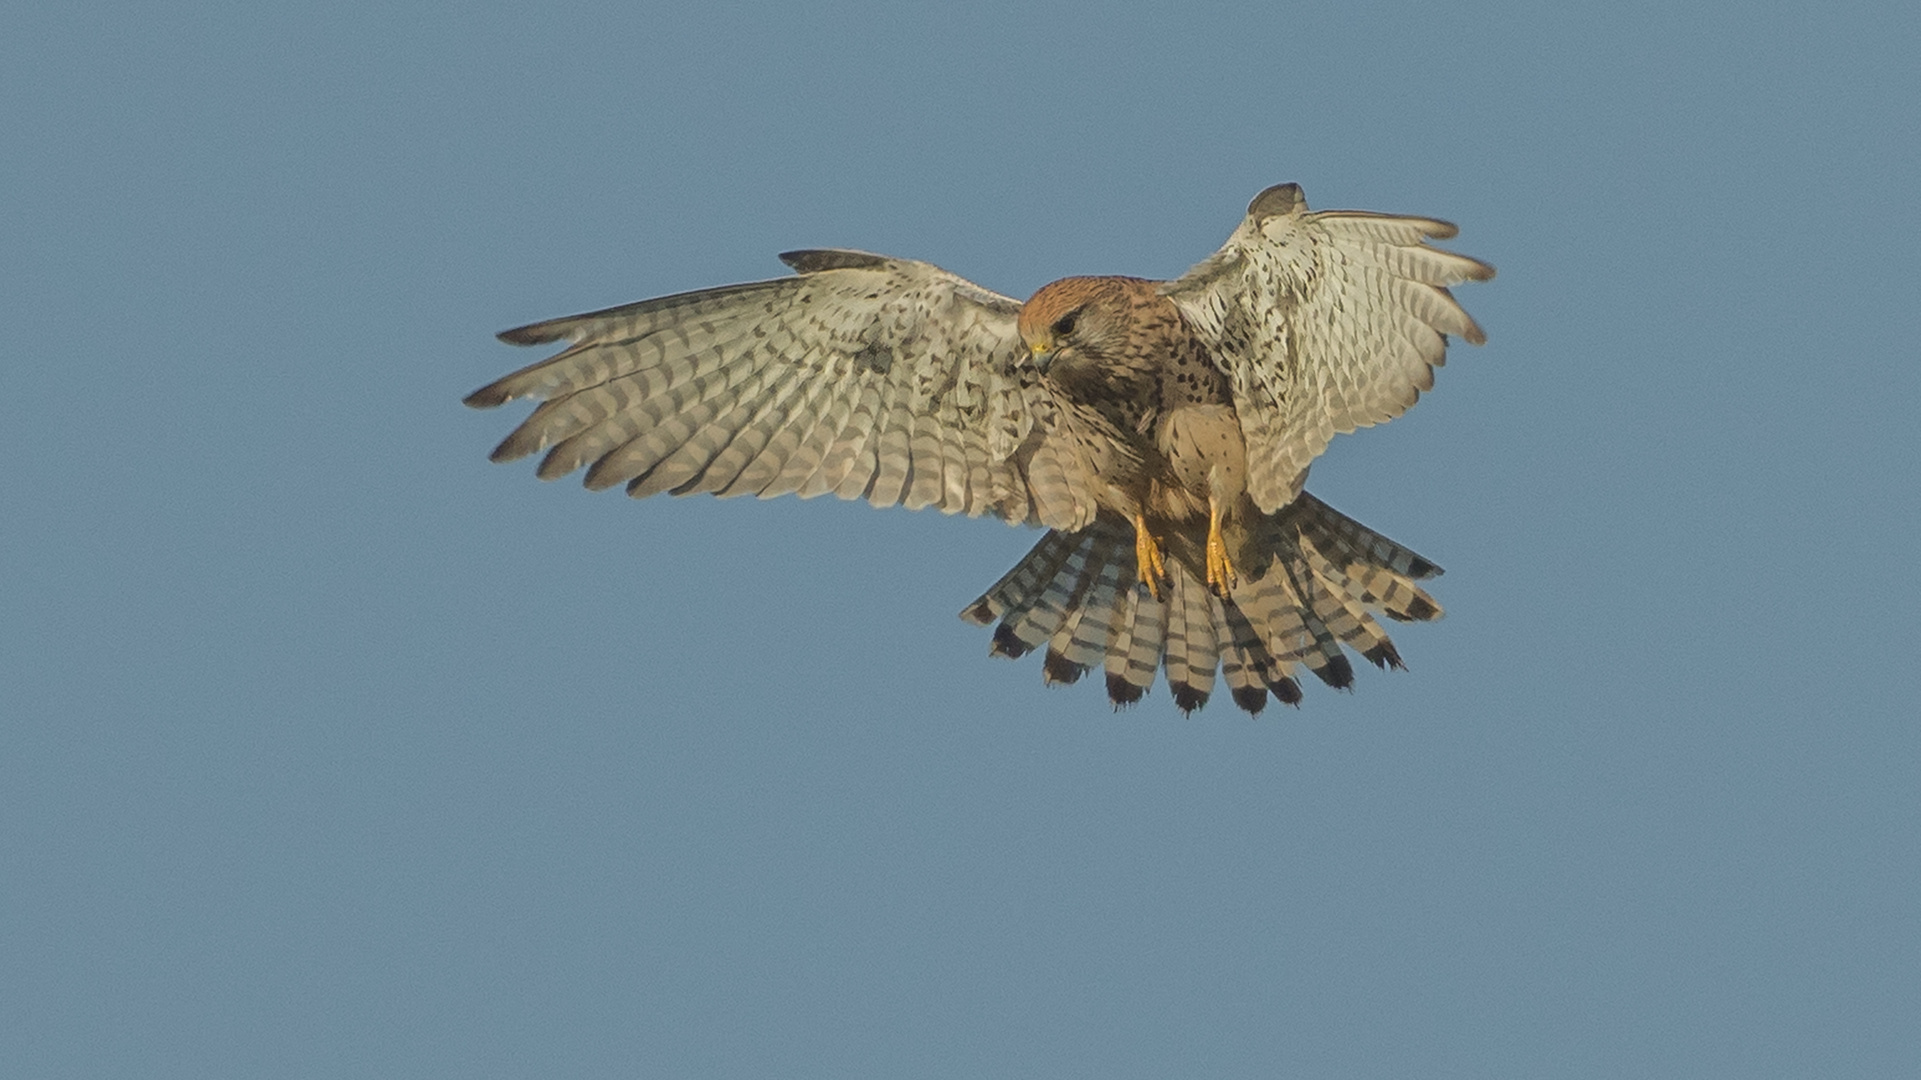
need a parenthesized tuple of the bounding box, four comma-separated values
(960, 492, 1443, 715)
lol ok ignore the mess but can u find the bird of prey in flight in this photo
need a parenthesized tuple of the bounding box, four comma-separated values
(467, 183, 1494, 714)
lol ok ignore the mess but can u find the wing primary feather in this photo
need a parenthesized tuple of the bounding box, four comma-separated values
(1308, 209, 1461, 243)
(864, 389, 918, 508)
(693, 366, 814, 497)
(721, 364, 837, 497)
(662, 362, 811, 497)
(803, 380, 884, 500)
(779, 381, 863, 499)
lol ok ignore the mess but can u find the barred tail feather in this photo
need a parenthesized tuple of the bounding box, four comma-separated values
(1108, 585, 1164, 706)
(960, 495, 1443, 716)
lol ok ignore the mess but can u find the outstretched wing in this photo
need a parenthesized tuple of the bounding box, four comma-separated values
(467, 250, 1105, 530)
(1162, 183, 1495, 512)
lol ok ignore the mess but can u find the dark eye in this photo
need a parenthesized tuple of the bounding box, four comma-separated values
(1050, 309, 1080, 337)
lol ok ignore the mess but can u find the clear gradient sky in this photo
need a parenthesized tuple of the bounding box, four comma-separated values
(5, 2, 1918, 1077)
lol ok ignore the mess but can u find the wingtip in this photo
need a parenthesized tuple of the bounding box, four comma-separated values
(485, 434, 527, 462)
(778, 249, 890, 274)
(464, 383, 510, 409)
(1247, 182, 1306, 221)
(497, 322, 568, 347)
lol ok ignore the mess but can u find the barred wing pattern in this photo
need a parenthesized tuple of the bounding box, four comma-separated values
(466, 250, 1105, 530)
(1163, 183, 1496, 512)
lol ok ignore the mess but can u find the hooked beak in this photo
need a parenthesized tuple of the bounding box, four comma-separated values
(1028, 340, 1056, 374)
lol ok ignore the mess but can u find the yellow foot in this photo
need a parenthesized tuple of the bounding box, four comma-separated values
(1132, 513, 1167, 602)
(1205, 529, 1237, 597)
(1205, 496, 1237, 598)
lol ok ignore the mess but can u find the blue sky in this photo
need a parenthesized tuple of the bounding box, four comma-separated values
(5, 2, 1918, 1076)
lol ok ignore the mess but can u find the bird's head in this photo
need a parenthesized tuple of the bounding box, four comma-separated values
(1018, 276, 1173, 398)
(1018, 277, 1132, 376)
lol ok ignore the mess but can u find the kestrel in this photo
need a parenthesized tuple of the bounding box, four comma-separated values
(467, 183, 1494, 714)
